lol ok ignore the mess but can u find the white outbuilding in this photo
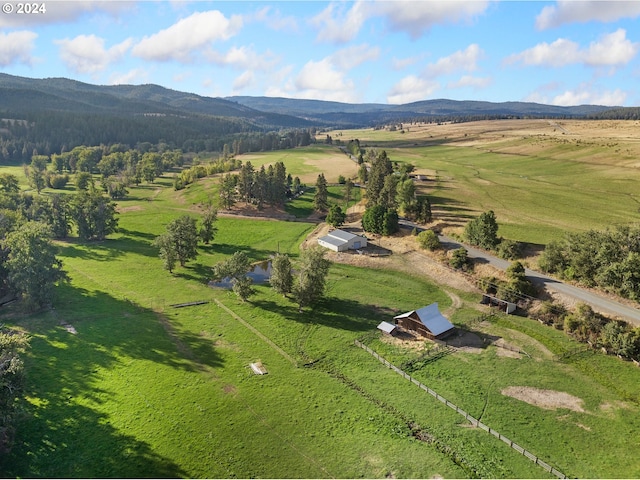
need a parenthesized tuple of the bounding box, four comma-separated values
(317, 229, 367, 252)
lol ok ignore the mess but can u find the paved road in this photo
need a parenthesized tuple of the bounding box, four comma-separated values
(399, 219, 640, 326)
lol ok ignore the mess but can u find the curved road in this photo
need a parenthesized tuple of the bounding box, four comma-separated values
(399, 220, 640, 326)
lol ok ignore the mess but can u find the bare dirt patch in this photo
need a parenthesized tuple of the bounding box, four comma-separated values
(502, 386, 585, 412)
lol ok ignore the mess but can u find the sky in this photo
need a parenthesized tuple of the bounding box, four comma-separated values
(1, 0, 640, 106)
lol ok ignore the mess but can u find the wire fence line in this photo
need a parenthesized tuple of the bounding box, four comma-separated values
(354, 340, 567, 479)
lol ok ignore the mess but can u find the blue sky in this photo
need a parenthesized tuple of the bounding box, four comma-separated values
(1, 1, 640, 106)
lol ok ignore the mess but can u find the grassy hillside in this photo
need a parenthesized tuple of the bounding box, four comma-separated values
(327, 120, 640, 244)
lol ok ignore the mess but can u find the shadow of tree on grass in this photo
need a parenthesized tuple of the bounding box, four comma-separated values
(0, 282, 224, 478)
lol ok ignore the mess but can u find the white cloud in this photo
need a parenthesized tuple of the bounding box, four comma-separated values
(551, 88, 626, 106)
(372, 0, 490, 39)
(525, 84, 627, 106)
(330, 44, 380, 70)
(310, 1, 369, 43)
(232, 71, 255, 91)
(448, 75, 492, 89)
(0, 31, 37, 67)
(506, 29, 638, 68)
(109, 68, 150, 86)
(425, 44, 483, 76)
(295, 58, 355, 95)
(505, 38, 581, 67)
(251, 6, 298, 32)
(132, 10, 242, 62)
(584, 29, 639, 67)
(387, 75, 439, 104)
(56, 35, 132, 74)
(0, 1, 132, 28)
(536, 1, 640, 29)
(310, 1, 489, 43)
(205, 46, 278, 71)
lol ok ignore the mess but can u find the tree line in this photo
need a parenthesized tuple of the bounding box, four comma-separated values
(217, 160, 303, 210)
(0, 112, 316, 164)
(0, 172, 119, 308)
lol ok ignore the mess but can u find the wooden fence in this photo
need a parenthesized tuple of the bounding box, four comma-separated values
(354, 340, 567, 479)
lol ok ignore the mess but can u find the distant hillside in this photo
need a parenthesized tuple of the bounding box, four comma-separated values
(0, 73, 627, 162)
(0, 73, 311, 127)
(227, 96, 616, 126)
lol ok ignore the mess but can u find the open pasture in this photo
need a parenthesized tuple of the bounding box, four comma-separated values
(238, 144, 359, 184)
(327, 119, 640, 244)
(3, 158, 640, 478)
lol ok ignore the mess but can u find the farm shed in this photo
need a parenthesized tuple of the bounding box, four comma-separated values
(393, 303, 455, 340)
(481, 294, 517, 314)
(317, 229, 367, 252)
(377, 321, 397, 336)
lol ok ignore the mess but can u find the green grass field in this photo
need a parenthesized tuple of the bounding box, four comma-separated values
(324, 124, 640, 244)
(3, 130, 640, 478)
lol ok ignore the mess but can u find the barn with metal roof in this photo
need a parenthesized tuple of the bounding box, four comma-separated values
(317, 229, 367, 252)
(393, 303, 455, 340)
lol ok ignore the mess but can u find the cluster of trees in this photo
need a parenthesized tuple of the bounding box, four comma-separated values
(360, 149, 432, 236)
(539, 225, 640, 301)
(154, 209, 218, 273)
(212, 248, 331, 311)
(463, 210, 523, 260)
(1, 172, 119, 308)
(218, 161, 302, 210)
(173, 156, 242, 190)
(541, 303, 640, 360)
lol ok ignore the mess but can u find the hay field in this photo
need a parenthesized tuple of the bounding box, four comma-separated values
(326, 119, 640, 245)
(238, 144, 359, 184)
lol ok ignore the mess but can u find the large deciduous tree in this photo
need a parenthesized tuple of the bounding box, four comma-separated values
(270, 253, 293, 296)
(71, 190, 119, 241)
(212, 251, 255, 302)
(199, 207, 218, 245)
(166, 215, 199, 267)
(464, 210, 499, 250)
(292, 247, 331, 311)
(2, 221, 65, 309)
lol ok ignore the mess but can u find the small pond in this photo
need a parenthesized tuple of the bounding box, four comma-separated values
(209, 260, 272, 289)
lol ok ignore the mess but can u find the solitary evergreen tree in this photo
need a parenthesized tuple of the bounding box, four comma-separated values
(313, 173, 329, 212)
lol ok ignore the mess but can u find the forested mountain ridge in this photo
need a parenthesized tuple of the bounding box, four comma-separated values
(226, 95, 617, 126)
(0, 73, 633, 163)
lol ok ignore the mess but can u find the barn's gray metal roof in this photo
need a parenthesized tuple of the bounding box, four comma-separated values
(328, 229, 359, 241)
(318, 235, 346, 247)
(394, 302, 454, 336)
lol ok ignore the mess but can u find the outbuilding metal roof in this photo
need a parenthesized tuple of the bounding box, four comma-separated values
(394, 302, 454, 336)
(377, 321, 397, 334)
(318, 235, 346, 248)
